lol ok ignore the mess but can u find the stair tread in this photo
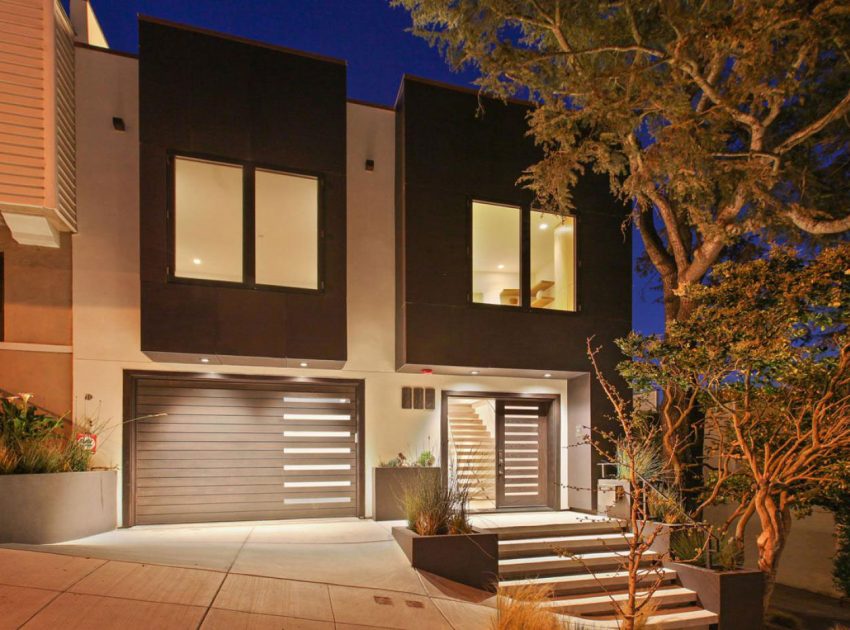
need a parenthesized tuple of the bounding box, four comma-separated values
(499, 532, 633, 546)
(585, 608, 718, 627)
(543, 586, 696, 609)
(500, 550, 658, 566)
(499, 567, 676, 588)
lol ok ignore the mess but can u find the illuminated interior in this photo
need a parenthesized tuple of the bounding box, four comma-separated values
(471, 200, 576, 311)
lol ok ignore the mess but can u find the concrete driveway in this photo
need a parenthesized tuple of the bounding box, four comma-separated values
(0, 519, 497, 629)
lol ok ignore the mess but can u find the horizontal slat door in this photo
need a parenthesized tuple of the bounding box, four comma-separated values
(130, 377, 360, 525)
(496, 400, 548, 508)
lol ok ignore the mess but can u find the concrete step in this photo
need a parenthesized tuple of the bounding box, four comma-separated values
(543, 585, 697, 615)
(499, 551, 659, 579)
(499, 567, 677, 597)
(499, 532, 634, 558)
(581, 607, 719, 629)
(484, 519, 625, 540)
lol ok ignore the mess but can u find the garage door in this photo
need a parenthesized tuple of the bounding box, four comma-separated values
(124, 373, 363, 526)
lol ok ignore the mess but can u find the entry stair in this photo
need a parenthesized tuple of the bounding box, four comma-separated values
(485, 519, 719, 629)
(447, 402, 496, 506)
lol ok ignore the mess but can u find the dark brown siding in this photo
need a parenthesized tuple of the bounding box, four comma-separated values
(139, 20, 347, 361)
(395, 77, 631, 374)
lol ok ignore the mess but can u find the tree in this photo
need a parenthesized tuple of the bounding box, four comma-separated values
(393, 0, 850, 323)
(393, 0, 850, 499)
(618, 243, 850, 610)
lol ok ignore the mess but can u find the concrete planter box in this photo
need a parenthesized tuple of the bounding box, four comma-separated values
(668, 561, 764, 630)
(0, 470, 117, 544)
(393, 526, 498, 591)
(373, 466, 440, 521)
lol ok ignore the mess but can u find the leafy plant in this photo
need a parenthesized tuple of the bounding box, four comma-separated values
(0, 394, 63, 443)
(0, 393, 94, 475)
(670, 526, 740, 571)
(414, 449, 435, 467)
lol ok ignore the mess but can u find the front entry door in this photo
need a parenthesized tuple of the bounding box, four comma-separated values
(496, 400, 549, 508)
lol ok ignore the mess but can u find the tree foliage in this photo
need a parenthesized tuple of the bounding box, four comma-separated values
(393, 0, 850, 322)
(617, 243, 850, 608)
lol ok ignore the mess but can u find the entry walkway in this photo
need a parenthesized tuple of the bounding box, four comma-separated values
(0, 518, 496, 629)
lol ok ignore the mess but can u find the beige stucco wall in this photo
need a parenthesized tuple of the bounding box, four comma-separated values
(0, 224, 72, 414)
(73, 48, 576, 523)
(707, 504, 839, 598)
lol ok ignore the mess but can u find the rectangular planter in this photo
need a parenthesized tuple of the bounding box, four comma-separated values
(393, 525, 499, 591)
(668, 560, 764, 630)
(373, 466, 440, 521)
(0, 470, 117, 544)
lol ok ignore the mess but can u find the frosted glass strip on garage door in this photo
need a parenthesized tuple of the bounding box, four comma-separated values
(131, 378, 359, 524)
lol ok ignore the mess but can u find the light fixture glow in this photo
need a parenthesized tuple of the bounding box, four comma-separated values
(192, 257, 202, 265)
(544, 373, 552, 378)
(200, 358, 209, 364)
(299, 362, 308, 367)
(539, 222, 549, 230)
(497, 264, 505, 270)
(470, 370, 479, 375)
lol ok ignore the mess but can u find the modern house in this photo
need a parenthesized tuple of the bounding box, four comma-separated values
(0, 0, 837, 606)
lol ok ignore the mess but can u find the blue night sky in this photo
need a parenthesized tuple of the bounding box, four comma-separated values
(84, 0, 664, 335)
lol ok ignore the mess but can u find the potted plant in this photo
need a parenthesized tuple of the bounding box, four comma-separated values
(392, 468, 498, 591)
(662, 525, 764, 630)
(0, 393, 118, 544)
(373, 448, 440, 521)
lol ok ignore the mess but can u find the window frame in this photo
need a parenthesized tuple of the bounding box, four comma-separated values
(467, 197, 579, 315)
(166, 151, 325, 294)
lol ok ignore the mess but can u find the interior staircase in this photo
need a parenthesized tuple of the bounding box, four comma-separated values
(447, 402, 496, 510)
(484, 519, 720, 629)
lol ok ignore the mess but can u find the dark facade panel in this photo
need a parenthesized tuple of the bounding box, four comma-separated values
(139, 19, 347, 361)
(395, 77, 631, 373)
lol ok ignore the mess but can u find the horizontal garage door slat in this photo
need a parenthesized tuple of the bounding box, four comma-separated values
(129, 377, 361, 524)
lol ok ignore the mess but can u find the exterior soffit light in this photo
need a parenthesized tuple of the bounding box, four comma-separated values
(299, 362, 308, 367)
(544, 373, 552, 378)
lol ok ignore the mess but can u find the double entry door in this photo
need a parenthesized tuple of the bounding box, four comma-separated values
(447, 395, 552, 511)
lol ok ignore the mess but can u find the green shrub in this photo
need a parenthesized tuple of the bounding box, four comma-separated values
(670, 525, 741, 571)
(0, 394, 94, 475)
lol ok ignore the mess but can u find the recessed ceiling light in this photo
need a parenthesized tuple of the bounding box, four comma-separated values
(299, 362, 308, 367)
(539, 223, 549, 230)
(497, 264, 505, 270)
(200, 358, 209, 364)
(192, 258, 202, 265)
(470, 370, 479, 375)
(544, 373, 552, 378)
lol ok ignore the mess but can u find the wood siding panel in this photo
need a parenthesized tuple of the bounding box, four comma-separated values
(0, 0, 74, 230)
(126, 374, 363, 525)
(0, 0, 45, 208)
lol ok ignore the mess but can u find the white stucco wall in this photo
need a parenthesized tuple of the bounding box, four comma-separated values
(73, 48, 577, 523)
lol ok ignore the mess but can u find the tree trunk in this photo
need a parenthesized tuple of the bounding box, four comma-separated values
(754, 490, 792, 613)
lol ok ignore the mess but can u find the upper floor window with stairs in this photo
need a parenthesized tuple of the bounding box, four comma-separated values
(172, 155, 321, 291)
(471, 200, 576, 311)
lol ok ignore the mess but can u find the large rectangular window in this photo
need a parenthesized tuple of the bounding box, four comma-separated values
(172, 156, 321, 291)
(174, 157, 244, 283)
(530, 213, 576, 311)
(472, 201, 521, 306)
(471, 201, 577, 312)
(255, 170, 319, 289)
